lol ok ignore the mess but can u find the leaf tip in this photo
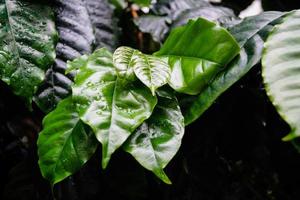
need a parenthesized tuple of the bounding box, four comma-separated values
(282, 131, 298, 142)
(155, 169, 172, 185)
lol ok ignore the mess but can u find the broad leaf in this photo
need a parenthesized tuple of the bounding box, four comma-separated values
(85, 0, 120, 51)
(183, 12, 285, 125)
(35, 0, 95, 113)
(135, 0, 235, 43)
(152, 0, 211, 20)
(35, 0, 120, 113)
(262, 10, 300, 141)
(183, 36, 263, 125)
(67, 48, 157, 168)
(134, 15, 171, 43)
(38, 97, 98, 185)
(171, 5, 235, 29)
(124, 89, 184, 184)
(0, 0, 57, 104)
(155, 18, 240, 95)
(229, 11, 285, 47)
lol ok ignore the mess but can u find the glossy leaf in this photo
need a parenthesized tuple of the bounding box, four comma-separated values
(35, 0, 120, 113)
(114, 46, 171, 94)
(85, 0, 120, 51)
(134, 15, 170, 43)
(229, 11, 285, 47)
(171, 5, 235, 29)
(262, 10, 300, 141)
(183, 36, 263, 125)
(0, 0, 57, 104)
(135, 0, 235, 44)
(113, 46, 137, 80)
(152, 0, 211, 20)
(67, 48, 157, 168)
(183, 12, 285, 125)
(155, 18, 240, 95)
(35, 0, 95, 113)
(132, 51, 171, 95)
(38, 97, 98, 185)
(124, 89, 184, 184)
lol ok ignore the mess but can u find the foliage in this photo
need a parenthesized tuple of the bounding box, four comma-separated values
(262, 10, 300, 141)
(0, 0, 57, 105)
(1, 0, 300, 199)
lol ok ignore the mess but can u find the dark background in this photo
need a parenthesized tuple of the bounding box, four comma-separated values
(1, 0, 300, 200)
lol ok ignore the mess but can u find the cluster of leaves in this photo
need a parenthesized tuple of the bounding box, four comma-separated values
(38, 17, 240, 185)
(2, 0, 300, 190)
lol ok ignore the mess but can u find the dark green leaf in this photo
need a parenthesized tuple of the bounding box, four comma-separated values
(0, 0, 57, 105)
(35, 0, 120, 113)
(38, 97, 98, 185)
(229, 11, 285, 47)
(67, 48, 157, 168)
(183, 12, 285, 125)
(35, 0, 95, 113)
(262, 10, 300, 141)
(135, 0, 236, 43)
(134, 15, 171, 43)
(155, 18, 240, 95)
(152, 0, 211, 19)
(124, 89, 184, 184)
(171, 5, 236, 29)
(85, 0, 120, 51)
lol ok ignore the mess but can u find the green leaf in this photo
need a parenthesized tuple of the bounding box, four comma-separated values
(155, 18, 240, 95)
(262, 10, 300, 141)
(130, 0, 151, 7)
(132, 51, 171, 95)
(183, 12, 285, 125)
(124, 89, 184, 184)
(171, 5, 236, 29)
(183, 36, 263, 125)
(37, 97, 98, 186)
(134, 15, 170, 43)
(229, 11, 285, 47)
(114, 46, 171, 95)
(35, 0, 120, 113)
(0, 0, 57, 104)
(85, 0, 120, 51)
(35, 0, 95, 113)
(67, 48, 157, 168)
(135, 1, 236, 44)
(113, 46, 137, 80)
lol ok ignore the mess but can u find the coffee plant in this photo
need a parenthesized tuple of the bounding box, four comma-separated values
(1, 0, 300, 199)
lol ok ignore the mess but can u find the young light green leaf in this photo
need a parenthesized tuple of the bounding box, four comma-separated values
(114, 46, 171, 95)
(262, 10, 300, 141)
(0, 0, 57, 104)
(183, 11, 286, 125)
(124, 89, 184, 184)
(67, 48, 157, 168)
(38, 97, 98, 186)
(113, 46, 137, 80)
(132, 51, 171, 95)
(155, 18, 240, 95)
